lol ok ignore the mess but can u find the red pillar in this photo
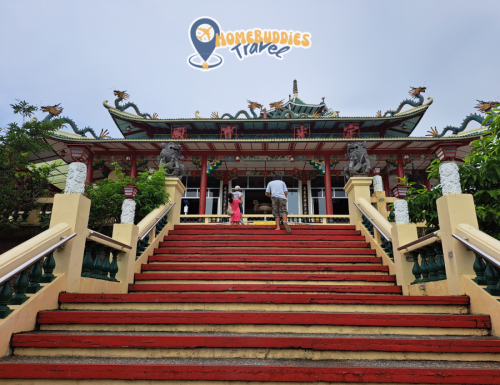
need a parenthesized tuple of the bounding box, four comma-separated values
(130, 152, 137, 178)
(324, 155, 333, 215)
(86, 154, 94, 184)
(424, 177, 431, 191)
(396, 152, 405, 183)
(383, 174, 391, 198)
(199, 155, 208, 215)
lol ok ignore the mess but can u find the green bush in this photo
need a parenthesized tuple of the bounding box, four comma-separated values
(84, 163, 169, 234)
(404, 104, 500, 239)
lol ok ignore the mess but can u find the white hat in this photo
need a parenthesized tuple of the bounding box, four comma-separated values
(234, 185, 241, 190)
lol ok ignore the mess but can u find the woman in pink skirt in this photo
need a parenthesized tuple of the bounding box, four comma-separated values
(227, 193, 241, 225)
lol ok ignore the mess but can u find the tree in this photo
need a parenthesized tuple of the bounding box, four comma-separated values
(0, 101, 63, 229)
(84, 163, 169, 234)
(404, 104, 500, 239)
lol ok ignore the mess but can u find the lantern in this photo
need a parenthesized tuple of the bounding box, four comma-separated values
(191, 170, 199, 178)
(123, 185, 140, 199)
(391, 185, 408, 199)
(231, 168, 238, 174)
(66, 144, 92, 163)
(372, 167, 381, 176)
(262, 171, 269, 179)
(289, 156, 295, 163)
(435, 144, 459, 161)
(235, 156, 241, 162)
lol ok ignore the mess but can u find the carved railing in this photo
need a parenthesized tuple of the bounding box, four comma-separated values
(453, 224, 500, 296)
(136, 203, 175, 258)
(398, 232, 446, 285)
(178, 214, 350, 224)
(0, 228, 76, 318)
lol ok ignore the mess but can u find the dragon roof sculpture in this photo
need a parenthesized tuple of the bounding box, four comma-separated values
(427, 100, 499, 138)
(379, 87, 427, 117)
(41, 104, 108, 139)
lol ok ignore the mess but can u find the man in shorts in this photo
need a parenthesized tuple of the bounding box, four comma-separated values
(233, 186, 244, 224)
(265, 174, 291, 233)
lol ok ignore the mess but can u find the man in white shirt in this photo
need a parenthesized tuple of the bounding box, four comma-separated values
(265, 174, 291, 233)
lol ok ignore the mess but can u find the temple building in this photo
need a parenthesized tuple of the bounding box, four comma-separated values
(32, 81, 495, 218)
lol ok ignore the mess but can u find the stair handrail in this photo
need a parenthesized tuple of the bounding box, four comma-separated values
(354, 202, 391, 241)
(139, 202, 176, 241)
(87, 230, 132, 250)
(0, 232, 76, 286)
(397, 231, 440, 253)
(453, 224, 500, 270)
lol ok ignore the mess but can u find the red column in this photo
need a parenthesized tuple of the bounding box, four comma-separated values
(199, 155, 208, 214)
(324, 155, 333, 215)
(424, 177, 431, 191)
(383, 174, 391, 198)
(86, 154, 94, 184)
(396, 152, 405, 182)
(130, 152, 137, 178)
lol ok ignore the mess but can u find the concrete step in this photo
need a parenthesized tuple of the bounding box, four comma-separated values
(37, 311, 490, 336)
(128, 283, 404, 294)
(11, 334, 500, 361)
(153, 248, 376, 255)
(1, 360, 500, 384)
(175, 225, 356, 230)
(169, 229, 361, 236)
(167, 235, 367, 241)
(57, 293, 469, 314)
(142, 264, 389, 273)
(148, 255, 384, 264)
(158, 241, 371, 248)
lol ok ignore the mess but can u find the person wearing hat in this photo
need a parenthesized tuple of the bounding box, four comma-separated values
(233, 186, 244, 224)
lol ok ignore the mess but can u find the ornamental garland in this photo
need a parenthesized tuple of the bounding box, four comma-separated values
(122, 160, 148, 169)
(385, 155, 413, 167)
(206, 159, 223, 175)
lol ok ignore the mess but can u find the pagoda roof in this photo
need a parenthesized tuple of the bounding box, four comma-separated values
(104, 97, 433, 140)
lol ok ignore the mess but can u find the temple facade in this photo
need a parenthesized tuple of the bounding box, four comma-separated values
(34, 81, 494, 219)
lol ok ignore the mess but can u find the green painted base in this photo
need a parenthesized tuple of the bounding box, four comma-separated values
(25, 285, 43, 294)
(39, 275, 56, 283)
(0, 308, 13, 319)
(8, 295, 29, 305)
(473, 277, 487, 286)
(484, 287, 500, 297)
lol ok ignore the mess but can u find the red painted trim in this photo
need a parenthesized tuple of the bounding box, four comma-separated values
(159, 241, 370, 249)
(58, 293, 469, 305)
(169, 229, 361, 236)
(166, 235, 367, 241)
(134, 273, 393, 281)
(13, 334, 500, 352)
(128, 283, 403, 294)
(176, 225, 356, 230)
(153, 248, 376, 255)
(1, 363, 499, 383)
(148, 255, 383, 264)
(142, 264, 389, 273)
(37, 311, 490, 328)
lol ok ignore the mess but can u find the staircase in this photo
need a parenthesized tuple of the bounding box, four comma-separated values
(1, 224, 500, 384)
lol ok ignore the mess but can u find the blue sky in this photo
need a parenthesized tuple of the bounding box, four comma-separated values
(1, 0, 499, 138)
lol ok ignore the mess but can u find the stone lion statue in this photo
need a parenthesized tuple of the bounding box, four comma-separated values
(159, 142, 185, 178)
(344, 141, 370, 180)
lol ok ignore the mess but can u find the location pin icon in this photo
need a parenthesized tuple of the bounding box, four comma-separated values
(190, 18, 220, 67)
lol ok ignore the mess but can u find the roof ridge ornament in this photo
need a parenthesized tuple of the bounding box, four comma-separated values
(428, 100, 498, 137)
(293, 79, 298, 97)
(113, 90, 154, 120)
(380, 87, 427, 117)
(41, 104, 104, 139)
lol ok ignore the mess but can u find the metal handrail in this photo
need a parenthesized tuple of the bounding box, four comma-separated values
(88, 231, 132, 250)
(354, 202, 390, 242)
(452, 233, 500, 270)
(397, 232, 438, 251)
(139, 202, 176, 241)
(0, 232, 77, 286)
